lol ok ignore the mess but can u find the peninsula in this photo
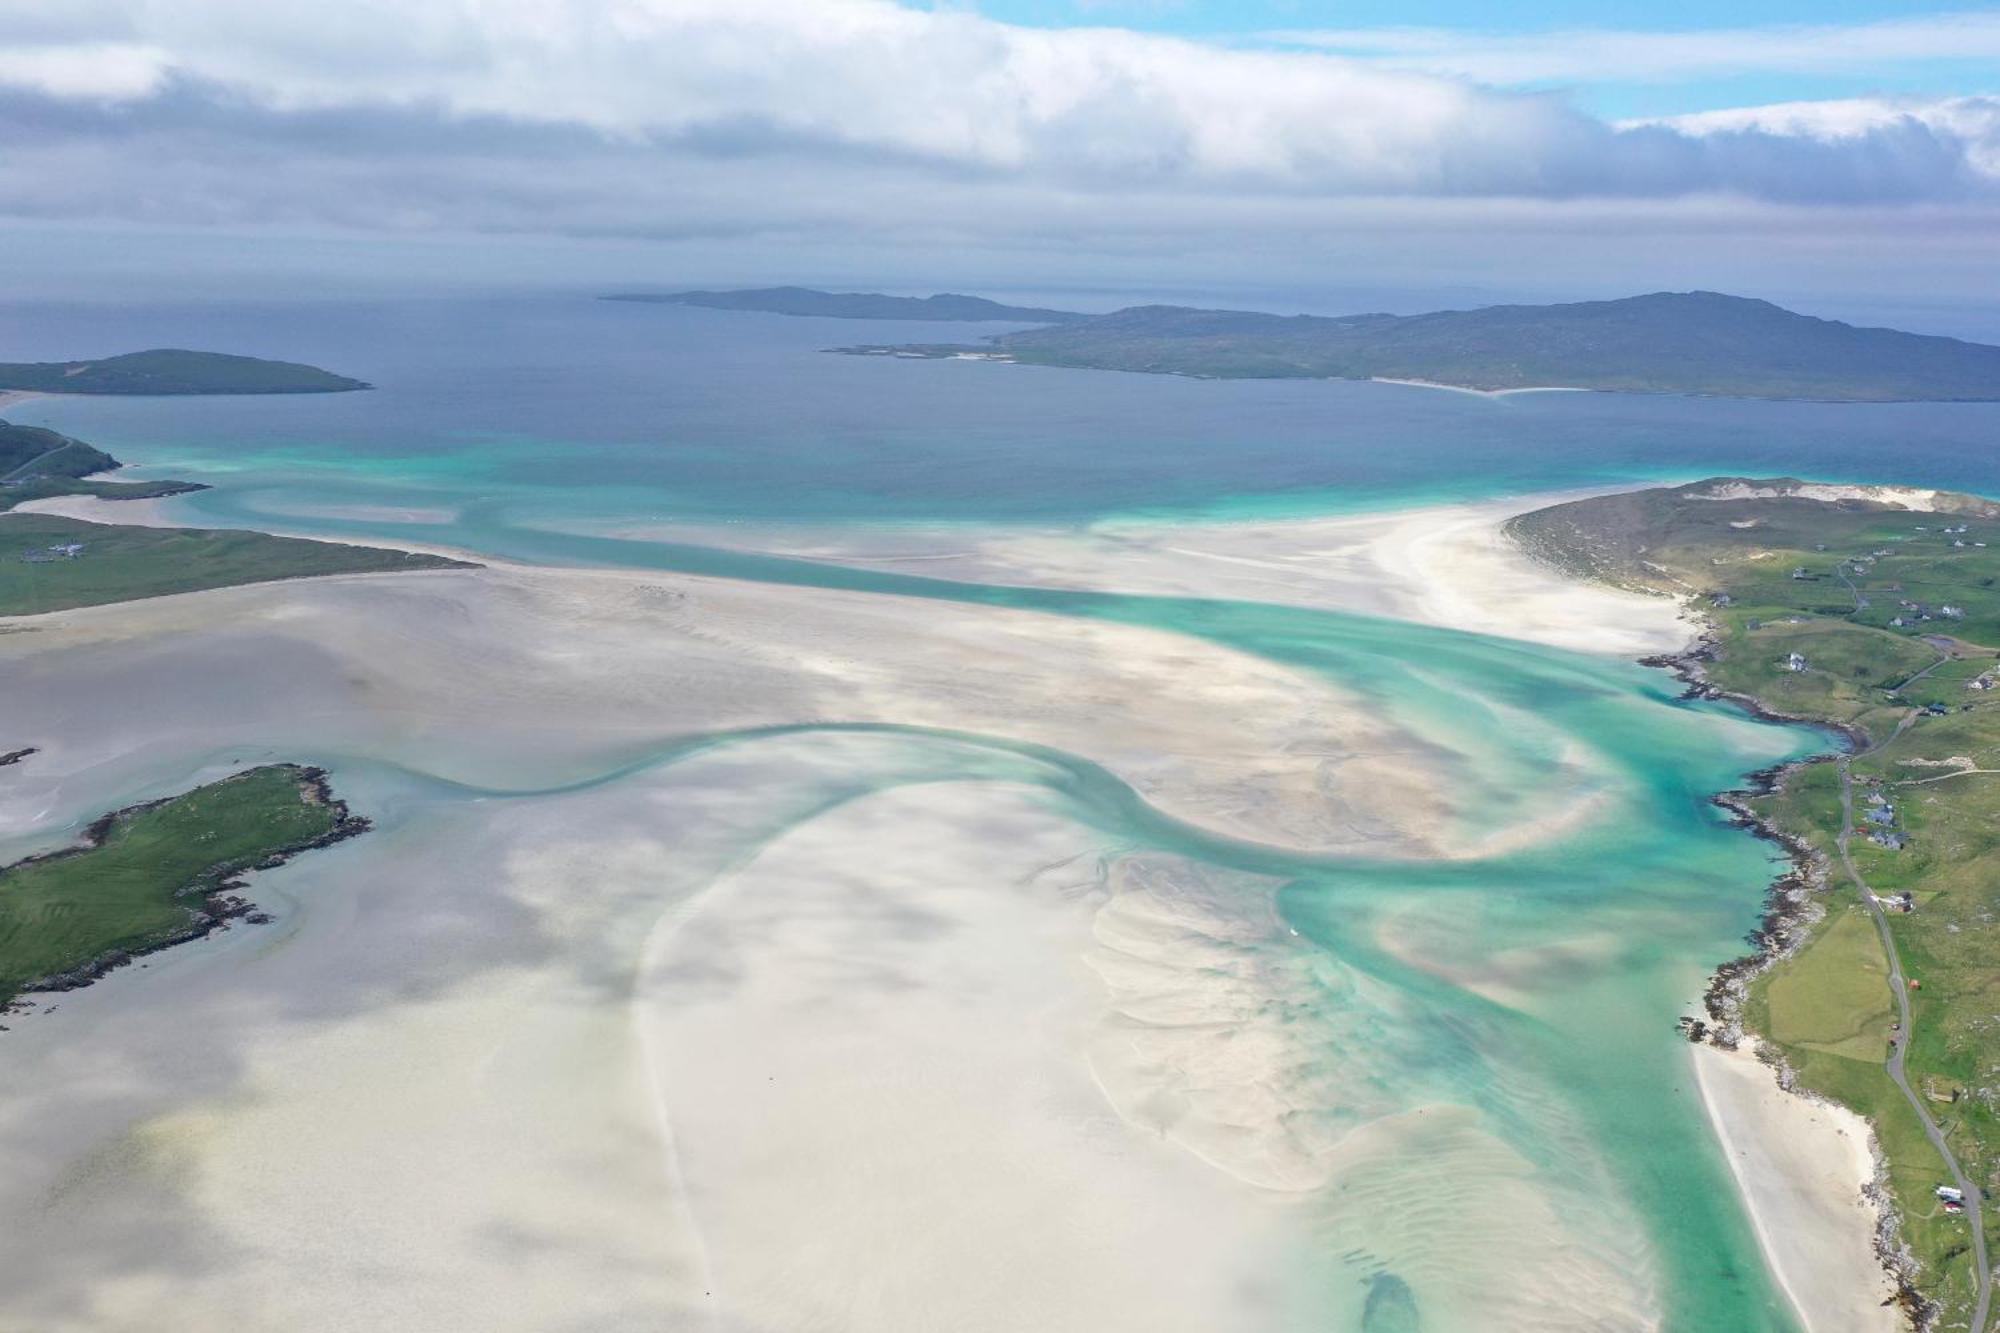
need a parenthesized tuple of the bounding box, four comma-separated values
(0, 348, 368, 395)
(1512, 477, 2000, 1330)
(0, 421, 469, 612)
(606, 286, 1084, 323)
(832, 290, 2000, 402)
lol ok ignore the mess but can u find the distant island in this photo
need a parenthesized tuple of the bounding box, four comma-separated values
(0, 348, 368, 395)
(605, 286, 1084, 323)
(829, 290, 2000, 402)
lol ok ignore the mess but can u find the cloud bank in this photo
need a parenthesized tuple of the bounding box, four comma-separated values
(1267, 12, 2000, 88)
(0, 0, 1995, 247)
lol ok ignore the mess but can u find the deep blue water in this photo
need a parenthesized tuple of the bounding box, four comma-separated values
(4, 295, 1999, 529)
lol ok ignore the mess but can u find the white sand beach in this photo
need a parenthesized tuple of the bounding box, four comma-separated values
(1692, 1040, 1904, 1333)
(0, 488, 1895, 1332)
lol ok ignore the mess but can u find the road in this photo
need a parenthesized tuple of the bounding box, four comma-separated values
(1837, 746, 1992, 1332)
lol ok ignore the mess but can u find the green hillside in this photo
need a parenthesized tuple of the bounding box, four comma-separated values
(0, 349, 367, 395)
(841, 292, 2000, 401)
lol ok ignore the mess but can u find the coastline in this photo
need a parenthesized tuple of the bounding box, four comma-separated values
(1517, 535, 1914, 1332)
(1368, 376, 1591, 398)
(0, 480, 1895, 1329)
(0, 391, 43, 411)
(1693, 1038, 1906, 1332)
(3, 766, 372, 1003)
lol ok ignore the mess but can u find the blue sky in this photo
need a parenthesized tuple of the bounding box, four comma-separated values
(967, 2, 2000, 117)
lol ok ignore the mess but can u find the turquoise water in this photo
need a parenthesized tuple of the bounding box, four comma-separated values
(16, 294, 1996, 1326)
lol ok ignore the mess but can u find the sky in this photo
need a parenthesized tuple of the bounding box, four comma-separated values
(2, 0, 1997, 322)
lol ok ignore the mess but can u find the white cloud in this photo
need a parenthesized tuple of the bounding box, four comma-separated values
(0, 0, 1994, 250)
(1264, 12, 2000, 87)
(0, 42, 167, 99)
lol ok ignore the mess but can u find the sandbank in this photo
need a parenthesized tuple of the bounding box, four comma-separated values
(0, 482, 1882, 1331)
(538, 490, 1693, 659)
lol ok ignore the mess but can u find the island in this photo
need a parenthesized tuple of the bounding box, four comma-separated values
(606, 286, 1084, 323)
(831, 290, 2000, 402)
(0, 765, 369, 1012)
(0, 348, 368, 395)
(1512, 477, 2000, 1329)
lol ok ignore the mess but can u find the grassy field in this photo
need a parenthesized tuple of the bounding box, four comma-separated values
(0, 476, 208, 514)
(1514, 479, 2000, 1325)
(0, 765, 362, 1006)
(0, 512, 472, 615)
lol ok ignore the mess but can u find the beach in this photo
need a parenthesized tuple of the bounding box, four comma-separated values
(1693, 1040, 1904, 1333)
(0, 488, 1894, 1331)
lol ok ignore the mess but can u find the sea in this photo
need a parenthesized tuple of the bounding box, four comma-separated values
(9, 294, 2000, 1331)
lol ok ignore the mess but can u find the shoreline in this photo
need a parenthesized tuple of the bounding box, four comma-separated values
(4, 477, 1896, 1328)
(1368, 376, 1591, 398)
(3, 765, 372, 1010)
(1533, 547, 1913, 1330)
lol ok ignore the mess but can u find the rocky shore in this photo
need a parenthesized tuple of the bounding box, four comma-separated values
(1644, 624, 1924, 1325)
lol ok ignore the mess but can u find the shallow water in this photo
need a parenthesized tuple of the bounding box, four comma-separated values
(12, 294, 1994, 1327)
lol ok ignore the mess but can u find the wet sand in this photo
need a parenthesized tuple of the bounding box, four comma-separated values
(0, 488, 1886, 1331)
(538, 490, 1693, 658)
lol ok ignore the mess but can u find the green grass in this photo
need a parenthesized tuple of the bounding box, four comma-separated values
(0, 765, 354, 1004)
(1519, 478, 2000, 1323)
(1764, 905, 1895, 1060)
(0, 512, 472, 615)
(0, 476, 207, 514)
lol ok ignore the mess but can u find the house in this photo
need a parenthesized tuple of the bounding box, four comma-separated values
(1869, 832, 1909, 851)
(1782, 652, 1808, 672)
(1890, 617, 1906, 628)
(1940, 605, 1965, 619)
(1865, 806, 1896, 825)
(1926, 703, 1950, 716)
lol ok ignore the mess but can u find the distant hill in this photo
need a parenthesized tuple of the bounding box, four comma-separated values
(606, 286, 1084, 323)
(0, 349, 368, 395)
(0, 422, 119, 482)
(836, 291, 2000, 402)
